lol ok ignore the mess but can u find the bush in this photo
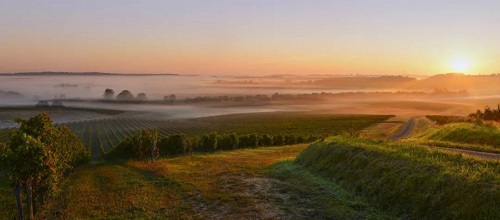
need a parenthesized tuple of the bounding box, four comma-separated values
(107, 129, 159, 161)
(296, 135, 305, 144)
(272, 134, 285, 146)
(238, 134, 258, 148)
(198, 132, 218, 152)
(259, 134, 273, 146)
(158, 134, 189, 157)
(284, 134, 296, 145)
(217, 134, 238, 150)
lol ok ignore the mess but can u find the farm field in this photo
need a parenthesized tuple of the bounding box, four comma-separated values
(1, 112, 392, 160)
(0, 107, 124, 129)
(2, 112, 500, 218)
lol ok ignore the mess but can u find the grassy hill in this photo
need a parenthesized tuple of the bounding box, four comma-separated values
(295, 136, 500, 219)
(425, 122, 500, 145)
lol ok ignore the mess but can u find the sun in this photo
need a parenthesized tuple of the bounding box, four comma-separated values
(450, 58, 470, 73)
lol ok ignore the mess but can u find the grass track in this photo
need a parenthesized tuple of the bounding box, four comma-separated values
(29, 144, 392, 219)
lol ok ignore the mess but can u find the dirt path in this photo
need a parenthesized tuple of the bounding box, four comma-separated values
(391, 118, 500, 160)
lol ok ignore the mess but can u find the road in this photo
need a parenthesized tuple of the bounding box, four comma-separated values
(388, 118, 415, 140)
(390, 118, 500, 160)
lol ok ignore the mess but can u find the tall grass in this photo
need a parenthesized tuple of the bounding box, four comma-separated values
(425, 122, 500, 147)
(296, 137, 500, 219)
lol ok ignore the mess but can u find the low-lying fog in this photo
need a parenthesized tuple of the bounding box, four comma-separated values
(1, 74, 499, 126)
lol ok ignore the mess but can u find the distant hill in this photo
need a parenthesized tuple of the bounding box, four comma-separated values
(313, 75, 417, 89)
(0, 72, 178, 76)
(417, 73, 500, 90)
(0, 90, 23, 98)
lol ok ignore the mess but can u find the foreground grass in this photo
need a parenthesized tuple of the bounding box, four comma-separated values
(0, 178, 16, 220)
(5, 144, 389, 219)
(267, 161, 390, 219)
(296, 137, 500, 219)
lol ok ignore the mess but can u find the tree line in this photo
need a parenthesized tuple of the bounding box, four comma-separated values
(106, 130, 325, 161)
(469, 105, 500, 121)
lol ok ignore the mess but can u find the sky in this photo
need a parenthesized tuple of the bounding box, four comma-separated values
(1, 0, 499, 75)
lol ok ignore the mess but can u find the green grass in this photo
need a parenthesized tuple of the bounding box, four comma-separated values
(1, 144, 394, 219)
(403, 139, 500, 154)
(295, 136, 500, 219)
(423, 122, 500, 148)
(0, 178, 17, 220)
(267, 161, 391, 219)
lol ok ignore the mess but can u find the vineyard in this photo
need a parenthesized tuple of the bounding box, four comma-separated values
(0, 112, 392, 160)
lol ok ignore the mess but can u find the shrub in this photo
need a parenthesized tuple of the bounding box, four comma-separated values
(238, 134, 258, 148)
(284, 134, 296, 145)
(199, 132, 218, 152)
(259, 134, 273, 146)
(272, 134, 285, 146)
(107, 129, 159, 161)
(296, 135, 305, 143)
(158, 134, 189, 157)
(217, 133, 238, 150)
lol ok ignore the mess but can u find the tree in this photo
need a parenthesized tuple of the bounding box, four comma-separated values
(0, 113, 89, 219)
(136, 92, 148, 101)
(103, 88, 115, 99)
(164, 94, 176, 103)
(116, 90, 134, 100)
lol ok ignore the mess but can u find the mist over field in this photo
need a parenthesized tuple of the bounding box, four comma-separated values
(1, 73, 500, 123)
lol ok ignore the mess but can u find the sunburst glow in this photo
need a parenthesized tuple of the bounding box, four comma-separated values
(450, 58, 470, 73)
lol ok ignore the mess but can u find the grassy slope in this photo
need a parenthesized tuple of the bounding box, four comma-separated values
(9, 145, 388, 219)
(416, 122, 500, 153)
(296, 137, 500, 219)
(426, 122, 500, 145)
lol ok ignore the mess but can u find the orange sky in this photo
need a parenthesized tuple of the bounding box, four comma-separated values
(1, 1, 499, 75)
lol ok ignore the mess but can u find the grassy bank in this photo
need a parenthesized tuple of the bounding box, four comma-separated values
(296, 137, 500, 219)
(403, 139, 500, 154)
(424, 122, 500, 148)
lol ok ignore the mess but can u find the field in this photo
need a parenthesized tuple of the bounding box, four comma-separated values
(1, 112, 392, 160)
(0, 107, 123, 129)
(2, 110, 500, 219)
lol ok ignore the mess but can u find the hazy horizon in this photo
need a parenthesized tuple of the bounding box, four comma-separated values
(2, 1, 500, 75)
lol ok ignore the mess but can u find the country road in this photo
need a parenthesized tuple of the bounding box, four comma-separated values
(390, 118, 500, 160)
(388, 118, 415, 140)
